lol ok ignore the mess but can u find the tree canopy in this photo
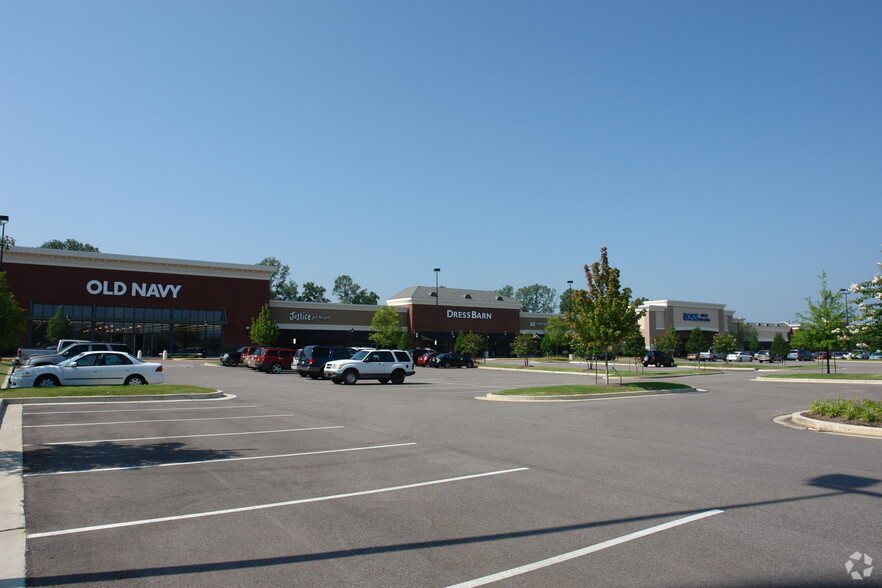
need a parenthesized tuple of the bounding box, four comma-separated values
(333, 275, 379, 305)
(40, 238, 100, 252)
(794, 271, 846, 355)
(249, 305, 279, 345)
(368, 306, 405, 349)
(0, 272, 27, 349)
(258, 257, 299, 301)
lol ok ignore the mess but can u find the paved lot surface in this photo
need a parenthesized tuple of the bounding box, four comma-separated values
(19, 361, 882, 586)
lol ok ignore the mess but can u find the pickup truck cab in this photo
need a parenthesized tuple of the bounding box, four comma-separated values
(324, 349, 414, 385)
(15, 339, 91, 365)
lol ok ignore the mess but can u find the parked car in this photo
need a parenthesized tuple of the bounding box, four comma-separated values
(253, 347, 297, 374)
(221, 346, 260, 367)
(698, 349, 726, 361)
(870, 351, 882, 360)
(726, 351, 753, 362)
(23, 342, 132, 367)
(324, 349, 415, 385)
(416, 351, 441, 367)
(296, 345, 357, 379)
(813, 351, 828, 360)
(10, 351, 164, 388)
(428, 352, 475, 368)
(786, 349, 814, 361)
(409, 349, 436, 363)
(830, 351, 846, 360)
(846, 351, 870, 360)
(643, 350, 675, 367)
(754, 350, 779, 363)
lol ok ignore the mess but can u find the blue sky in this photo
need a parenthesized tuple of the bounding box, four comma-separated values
(2, 1, 880, 322)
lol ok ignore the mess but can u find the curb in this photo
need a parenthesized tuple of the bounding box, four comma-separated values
(756, 377, 882, 385)
(0, 391, 226, 405)
(481, 387, 702, 402)
(789, 412, 882, 438)
(0, 401, 25, 588)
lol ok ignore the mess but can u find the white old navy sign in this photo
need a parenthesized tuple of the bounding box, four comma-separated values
(447, 310, 492, 320)
(87, 280, 183, 299)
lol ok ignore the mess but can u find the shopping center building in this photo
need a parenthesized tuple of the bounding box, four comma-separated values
(3, 247, 792, 355)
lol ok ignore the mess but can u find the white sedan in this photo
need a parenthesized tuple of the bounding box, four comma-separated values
(726, 351, 754, 362)
(10, 351, 164, 388)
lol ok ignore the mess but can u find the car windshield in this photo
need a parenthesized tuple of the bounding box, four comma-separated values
(57, 353, 89, 367)
(351, 350, 370, 360)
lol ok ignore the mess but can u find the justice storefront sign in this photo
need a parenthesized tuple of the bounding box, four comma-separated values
(86, 280, 183, 299)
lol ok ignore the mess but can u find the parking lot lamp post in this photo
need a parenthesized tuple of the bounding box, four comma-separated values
(0, 215, 8, 271)
(839, 288, 850, 350)
(434, 268, 440, 348)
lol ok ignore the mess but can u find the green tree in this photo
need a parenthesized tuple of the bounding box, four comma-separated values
(734, 323, 758, 351)
(0, 272, 27, 350)
(511, 333, 538, 366)
(368, 306, 404, 349)
(334, 275, 379, 305)
(515, 284, 557, 313)
(299, 282, 329, 303)
(685, 327, 706, 357)
(771, 332, 789, 363)
(249, 305, 279, 345)
(712, 332, 737, 362)
(559, 288, 573, 314)
(849, 249, 882, 352)
(565, 247, 645, 383)
(540, 315, 568, 356)
(795, 271, 846, 372)
(258, 257, 299, 301)
(455, 332, 485, 358)
(46, 305, 71, 342)
(40, 238, 100, 252)
(496, 285, 515, 299)
(653, 326, 680, 357)
(621, 333, 648, 373)
(1, 235, 15, 251)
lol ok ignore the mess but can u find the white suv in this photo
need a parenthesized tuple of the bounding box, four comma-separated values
(324, 349, 414, 385)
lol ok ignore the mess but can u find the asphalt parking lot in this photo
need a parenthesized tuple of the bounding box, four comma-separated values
(10, 361, 882, 586)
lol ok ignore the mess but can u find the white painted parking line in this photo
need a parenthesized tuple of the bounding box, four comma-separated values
(446, 509, 724, 587)
(23, 425, 343, 446)
(27, 467, 530, 539)
(23, 414, 296, 428)
(24, 442, 418, 477)
(24, 405, 259, 415)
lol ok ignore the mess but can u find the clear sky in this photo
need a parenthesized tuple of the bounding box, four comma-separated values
(1, 1, 879, 323)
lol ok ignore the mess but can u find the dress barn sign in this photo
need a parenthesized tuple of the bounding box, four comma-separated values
(86, 280, 183, 299)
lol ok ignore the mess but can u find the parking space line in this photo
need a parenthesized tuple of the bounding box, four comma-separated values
(23, 414, 296, 428)
(445, 509, 724, 587)
(24, 405, 259, 415)
(27, 467, 530, 538)
(24, 442, 418, 477)
(23, 425, 343, 446)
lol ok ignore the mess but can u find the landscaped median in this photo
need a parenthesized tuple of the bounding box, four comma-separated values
(788, 397, 882, 438)
(483, 382, 698, 401)
(757, 373, 882, 384)
(0, 383, 221, 402)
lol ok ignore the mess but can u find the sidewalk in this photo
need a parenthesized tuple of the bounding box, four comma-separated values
(0, 401, 26, 588)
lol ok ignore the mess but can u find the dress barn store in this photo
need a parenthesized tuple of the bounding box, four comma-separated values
(4, 247, 273, 355)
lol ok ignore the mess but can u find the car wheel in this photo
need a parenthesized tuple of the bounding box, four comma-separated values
(342, 370, 358, 385)
(442, 362, 451, 368)
(331, 378, 342, 385)
(467, 361, 475, 368)
(390, 370, 405, 385)
(125, 375, 147, 385)
(34, 375, 60, 388)
(270, 363, 283, 374)
(378, 378, 389, 384)
(298, 372, 308, 377)
(655, 361, 661, 367)
(309, 373, 319, 379)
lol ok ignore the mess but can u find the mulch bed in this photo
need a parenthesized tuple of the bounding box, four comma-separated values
(803, 412, 882, 429)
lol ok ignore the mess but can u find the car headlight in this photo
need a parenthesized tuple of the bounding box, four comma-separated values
(14, 370, 32, 378)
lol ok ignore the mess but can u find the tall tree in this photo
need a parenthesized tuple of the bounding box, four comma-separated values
(40, 238, 100, 252)
(333, 275, 378, 305)
(511, 333, 537, 367)
(559, 288, 574, 314)
(653, 326, 680, 357)
(849, 250, 882, 352)
(515, 284, 557, 313)
(712, 332, 737, 362)
(299, 282, 329, 303)
(685, 327, 706, 357)
(249, 305, 279, 346)
(455, 332, 485, 358)
(46, 305, 71, 342)
(496, 285, 515, 299)
(257, 257, 299, 301)
(0, 272, 27, 350)
(368, 306, 404, 348)
(540, 315, 568, 356)
(771, 332, 789, 363)
(795, 271, 846, 372)
(565, 247, 645, 383)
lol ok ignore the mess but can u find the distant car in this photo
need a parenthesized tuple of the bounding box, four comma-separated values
(296, 345, 357, 379)
(754, 350, 779, 363)
(324, 349, 415, 385)
(253, 347, 297, 374)
(830, 351, 846, 360)
(428, 352, 475, 368)
(726, 351, 753, 362)
(416, 351, 440, 367)
(698, 349, 726, 361)
(221, 346, 259, 367)
(10, 351, 164, 388)
(846, 351, 869, 360)
(813, 351, 828, 360)
(643, 350, 675, 367)
(870, 351, 882, 360)
(786, 349, 814, 361)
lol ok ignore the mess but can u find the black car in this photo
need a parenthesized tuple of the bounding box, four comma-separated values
(428, 352, 475, 368)
(221, 345, 259, 367)
(296, 345, 357, 379)
(643, 350, 675, 367)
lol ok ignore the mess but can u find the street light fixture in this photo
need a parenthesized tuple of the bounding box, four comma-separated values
(433, 268, 441, 347)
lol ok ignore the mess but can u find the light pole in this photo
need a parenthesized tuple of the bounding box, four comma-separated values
(433, 268, 441, 348)
(840, 288, 850, 351)
(0, 215, 9, 271)
(565, 280, 573, 313)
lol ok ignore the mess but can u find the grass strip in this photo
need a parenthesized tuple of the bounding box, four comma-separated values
(808, 397, 881, 425)
(494, 382, 691, 396)
(0, 384, 216, 399)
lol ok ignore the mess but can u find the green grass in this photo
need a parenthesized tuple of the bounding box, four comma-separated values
(763, 373, 882, 380)
(808, 398, 881, 424)
(0, 384, 216, 399)
(494, 382, 692, 396)
(481, 363, 714, 376)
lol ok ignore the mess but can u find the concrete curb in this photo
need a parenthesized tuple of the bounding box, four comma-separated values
(481, 387, 703, 402)
(789, 412, 882, 438)
(0, 391, 227, 404)
(756, 377, 882, 385)
(0, 401, 25, 588)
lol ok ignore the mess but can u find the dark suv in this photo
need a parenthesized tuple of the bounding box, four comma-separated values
(643, 350, 675, 367)
(253, 348, 297, 374)
(296, 345, 357, 379)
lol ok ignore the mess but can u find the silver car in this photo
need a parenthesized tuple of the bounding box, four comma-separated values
(10, 351, 164, 388)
